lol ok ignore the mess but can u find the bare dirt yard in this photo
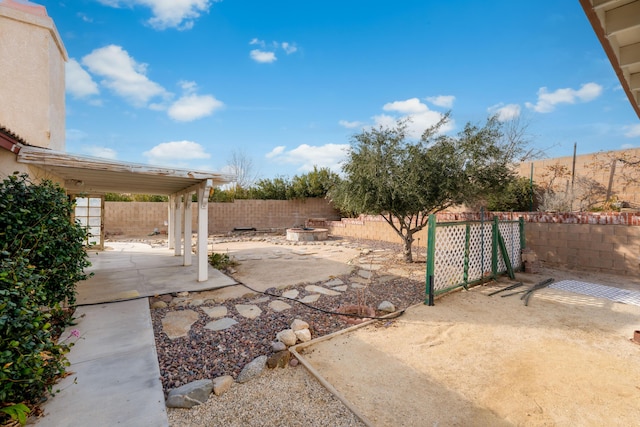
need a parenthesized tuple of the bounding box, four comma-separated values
(157, 235, 640, 426)
(300, 271, 640, 426)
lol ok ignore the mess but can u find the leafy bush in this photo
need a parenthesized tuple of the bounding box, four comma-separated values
(0, 174, 91, 307)
(0, 174, 90, 421)
(208, 252, 237, 271)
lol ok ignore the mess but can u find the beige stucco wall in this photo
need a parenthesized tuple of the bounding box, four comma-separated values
(516, 148, 640, 207)
(0, 3, 67, 150)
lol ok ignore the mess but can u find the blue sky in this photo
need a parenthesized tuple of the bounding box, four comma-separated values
(45, 0, 640, 181)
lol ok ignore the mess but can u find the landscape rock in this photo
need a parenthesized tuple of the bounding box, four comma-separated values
(324, 278, 344, 287)
(204, 317, 238, 331)
(290, 319, 309, 331)
(268, 300, 292, 312)
(298, 294, 320, 303)
(281, 289, 299, 299)
(289, 358, 299, 367)
(276, 329, 297, 346)
(378, 301, 396, 313)
(212, 375, 234, 396)
(267, 350, 291, 369)
(235, 304, 262, 319)
(201, 306, 227, 318)
(236, 355, 268, 383)
(271, 341, 287, 352)
(151, 300, 168, 309)
(161, 310, 200, 339)
(166, 379, 213, 408)
(305, 285, 341, 296)
(294, 328, 312, 343)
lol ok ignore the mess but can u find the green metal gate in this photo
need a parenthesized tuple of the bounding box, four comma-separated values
(425, 214, 524, 304)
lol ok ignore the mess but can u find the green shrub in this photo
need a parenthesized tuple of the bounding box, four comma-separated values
(208, 252, 237, 271)
(0, 174, 90, 420)
(0, 174, 91, 307)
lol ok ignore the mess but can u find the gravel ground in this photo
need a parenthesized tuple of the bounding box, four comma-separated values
(150, 237, 426, 426)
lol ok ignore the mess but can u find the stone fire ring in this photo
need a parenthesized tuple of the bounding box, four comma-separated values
(286, 227, 329, 242)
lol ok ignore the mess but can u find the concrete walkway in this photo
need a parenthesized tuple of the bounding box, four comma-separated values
(33, 298, 168, 426)
(33, 241, 240, 426)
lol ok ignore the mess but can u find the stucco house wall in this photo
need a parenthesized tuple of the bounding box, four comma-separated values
(0, 1, 67, 152)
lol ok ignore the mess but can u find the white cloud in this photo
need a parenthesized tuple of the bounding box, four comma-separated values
(249, 39, 299, 63)
(383, 98, 428, 114)
(525, 82, 603, 113)
(624, 124, 640, 138)
(265, 146, 285, 159)
(488, 103, 521, 122)
(266, 143, 349, 173)
(621, 143, 635, 149)
(338, 120, 363, 129)
(167, 81, 224, 121)
(143, 140, 211, 165)
(378, 98, 453, 138)
(168, 94, 224, 121)
(66, 58, 99, 99)
(281, 42, 297, 54)
(81, 146, 118, 160)
(426, 95, 455, 108)
(98, 0, 216, 30)
(82, 45, 167, 107)
(250, 49, 277, 63)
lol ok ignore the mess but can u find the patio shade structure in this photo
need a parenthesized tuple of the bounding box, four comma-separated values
(580, 0, 640, 119)
(15, 144, 231, 282)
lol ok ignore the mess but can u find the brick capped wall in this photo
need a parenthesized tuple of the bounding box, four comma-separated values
(326, 212, 640, 276)
(104, 198, 341, 236)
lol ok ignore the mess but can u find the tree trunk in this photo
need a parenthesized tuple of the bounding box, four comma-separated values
(402, 232, 414, 263)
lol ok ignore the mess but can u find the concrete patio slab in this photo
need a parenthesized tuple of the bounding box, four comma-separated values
(77, 242, 237, 305)
(34, 298, 168, 427)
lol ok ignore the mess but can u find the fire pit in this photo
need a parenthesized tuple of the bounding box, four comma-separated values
(286, 227, 328, 242)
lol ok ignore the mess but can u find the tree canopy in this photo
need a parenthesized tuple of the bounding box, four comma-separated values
(329, 115, 526, 262)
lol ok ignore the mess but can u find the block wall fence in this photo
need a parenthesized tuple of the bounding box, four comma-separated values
(104, 201, 640, 277)
(104, 198, 341, 236)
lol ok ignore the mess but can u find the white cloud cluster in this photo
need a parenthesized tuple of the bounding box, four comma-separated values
(525, 82, 603, 113)
(265, 143, 349, 173)
(66, 45, 224, 122)
(143, 140, 211, 165)
(98, 0, 217, 30)
(338, 120, 363, 129)
(487, 103, 522, 122)
(374, 97, 454, 138)
(425, 95, 455, 108)
(82, 45, 167, 107)
(66, 59, 100, 99)
(249, 38, 298, 63)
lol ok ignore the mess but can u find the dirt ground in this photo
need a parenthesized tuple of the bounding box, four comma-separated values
(299, 269, 640, 426)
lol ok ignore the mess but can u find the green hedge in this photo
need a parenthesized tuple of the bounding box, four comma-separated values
(0, 175, 91, 422)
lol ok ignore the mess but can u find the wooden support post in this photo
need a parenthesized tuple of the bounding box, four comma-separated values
(184, 195, 192, 266)
(174, 195, 182, 256)
(168, 195, 175, 249)
(197, 181, 211, 282)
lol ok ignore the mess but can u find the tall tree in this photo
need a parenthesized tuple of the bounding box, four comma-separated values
(329, 116, 525, 262)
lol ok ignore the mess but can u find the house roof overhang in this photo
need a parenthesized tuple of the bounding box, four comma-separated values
(15, 145, 231, 196)
(580, 0, 640, 119)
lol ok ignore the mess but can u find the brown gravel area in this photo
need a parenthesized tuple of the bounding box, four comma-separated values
(150, 238, 426, 394)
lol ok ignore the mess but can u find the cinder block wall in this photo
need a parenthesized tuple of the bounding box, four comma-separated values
(104, 198, 341, 236)
(525, 222, 640, 276)
(328, 211, 640, 276)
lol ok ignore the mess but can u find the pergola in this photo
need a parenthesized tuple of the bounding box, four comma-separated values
(580, 0, 640, 119)
(13, 144, 231, 282)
